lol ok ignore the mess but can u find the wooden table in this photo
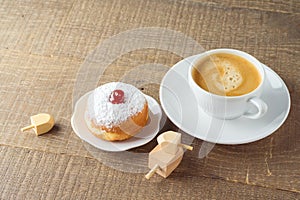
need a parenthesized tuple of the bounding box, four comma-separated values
(0, 0, 299, 199)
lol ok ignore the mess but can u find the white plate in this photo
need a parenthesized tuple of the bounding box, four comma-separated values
(159, 55, 291, 144)
(71, 91, 162, 152)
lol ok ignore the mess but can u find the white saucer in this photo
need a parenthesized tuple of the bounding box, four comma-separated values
(159, 55, 291, 144)
(71, 91, 162, 152)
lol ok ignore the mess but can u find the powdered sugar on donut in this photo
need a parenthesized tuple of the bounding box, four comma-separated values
(87, 82, 146, 128)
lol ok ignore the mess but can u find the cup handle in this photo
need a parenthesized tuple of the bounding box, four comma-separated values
(243, 97, 268, 119)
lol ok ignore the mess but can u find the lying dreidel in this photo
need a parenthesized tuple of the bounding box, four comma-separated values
(145, 142, 184, 179)
(145, 131, 193, 179)
(21, 113, 55, 136)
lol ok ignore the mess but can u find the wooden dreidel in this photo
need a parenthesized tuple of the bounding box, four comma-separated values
(157, 131, 181, 155)
(21, 113, 55, 136)
(145, 142, 184, 179)
(157, 131, 193, 153)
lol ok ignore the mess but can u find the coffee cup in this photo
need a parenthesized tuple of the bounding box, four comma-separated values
(188, 49, 268, 119)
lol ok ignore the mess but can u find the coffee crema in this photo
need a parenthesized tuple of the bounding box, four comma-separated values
(192, 53, 261, 96)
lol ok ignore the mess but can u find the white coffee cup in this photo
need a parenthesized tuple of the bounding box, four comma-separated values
(188, 49, 268, 120)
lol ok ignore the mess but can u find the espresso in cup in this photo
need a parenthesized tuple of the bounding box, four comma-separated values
(191, 53, 261, 96)
(188, 49, 267, 119)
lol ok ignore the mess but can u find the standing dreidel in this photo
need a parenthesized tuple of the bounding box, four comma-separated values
(21, 113, 55, 136)
(157, 131, 193, 153)
(145, 131, 193, 179)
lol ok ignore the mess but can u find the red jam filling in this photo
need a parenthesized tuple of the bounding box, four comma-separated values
(109, 89, 125, 104)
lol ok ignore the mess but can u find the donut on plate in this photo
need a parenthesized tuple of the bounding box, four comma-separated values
(85, 82, 148, 141)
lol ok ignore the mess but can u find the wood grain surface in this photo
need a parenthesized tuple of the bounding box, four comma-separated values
(0, 0, 299, 199)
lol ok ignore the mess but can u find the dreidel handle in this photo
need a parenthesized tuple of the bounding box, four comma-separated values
(145, 164, 160, 179)
(21, 124, 35, 132)
(178, 143, 193, 151)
